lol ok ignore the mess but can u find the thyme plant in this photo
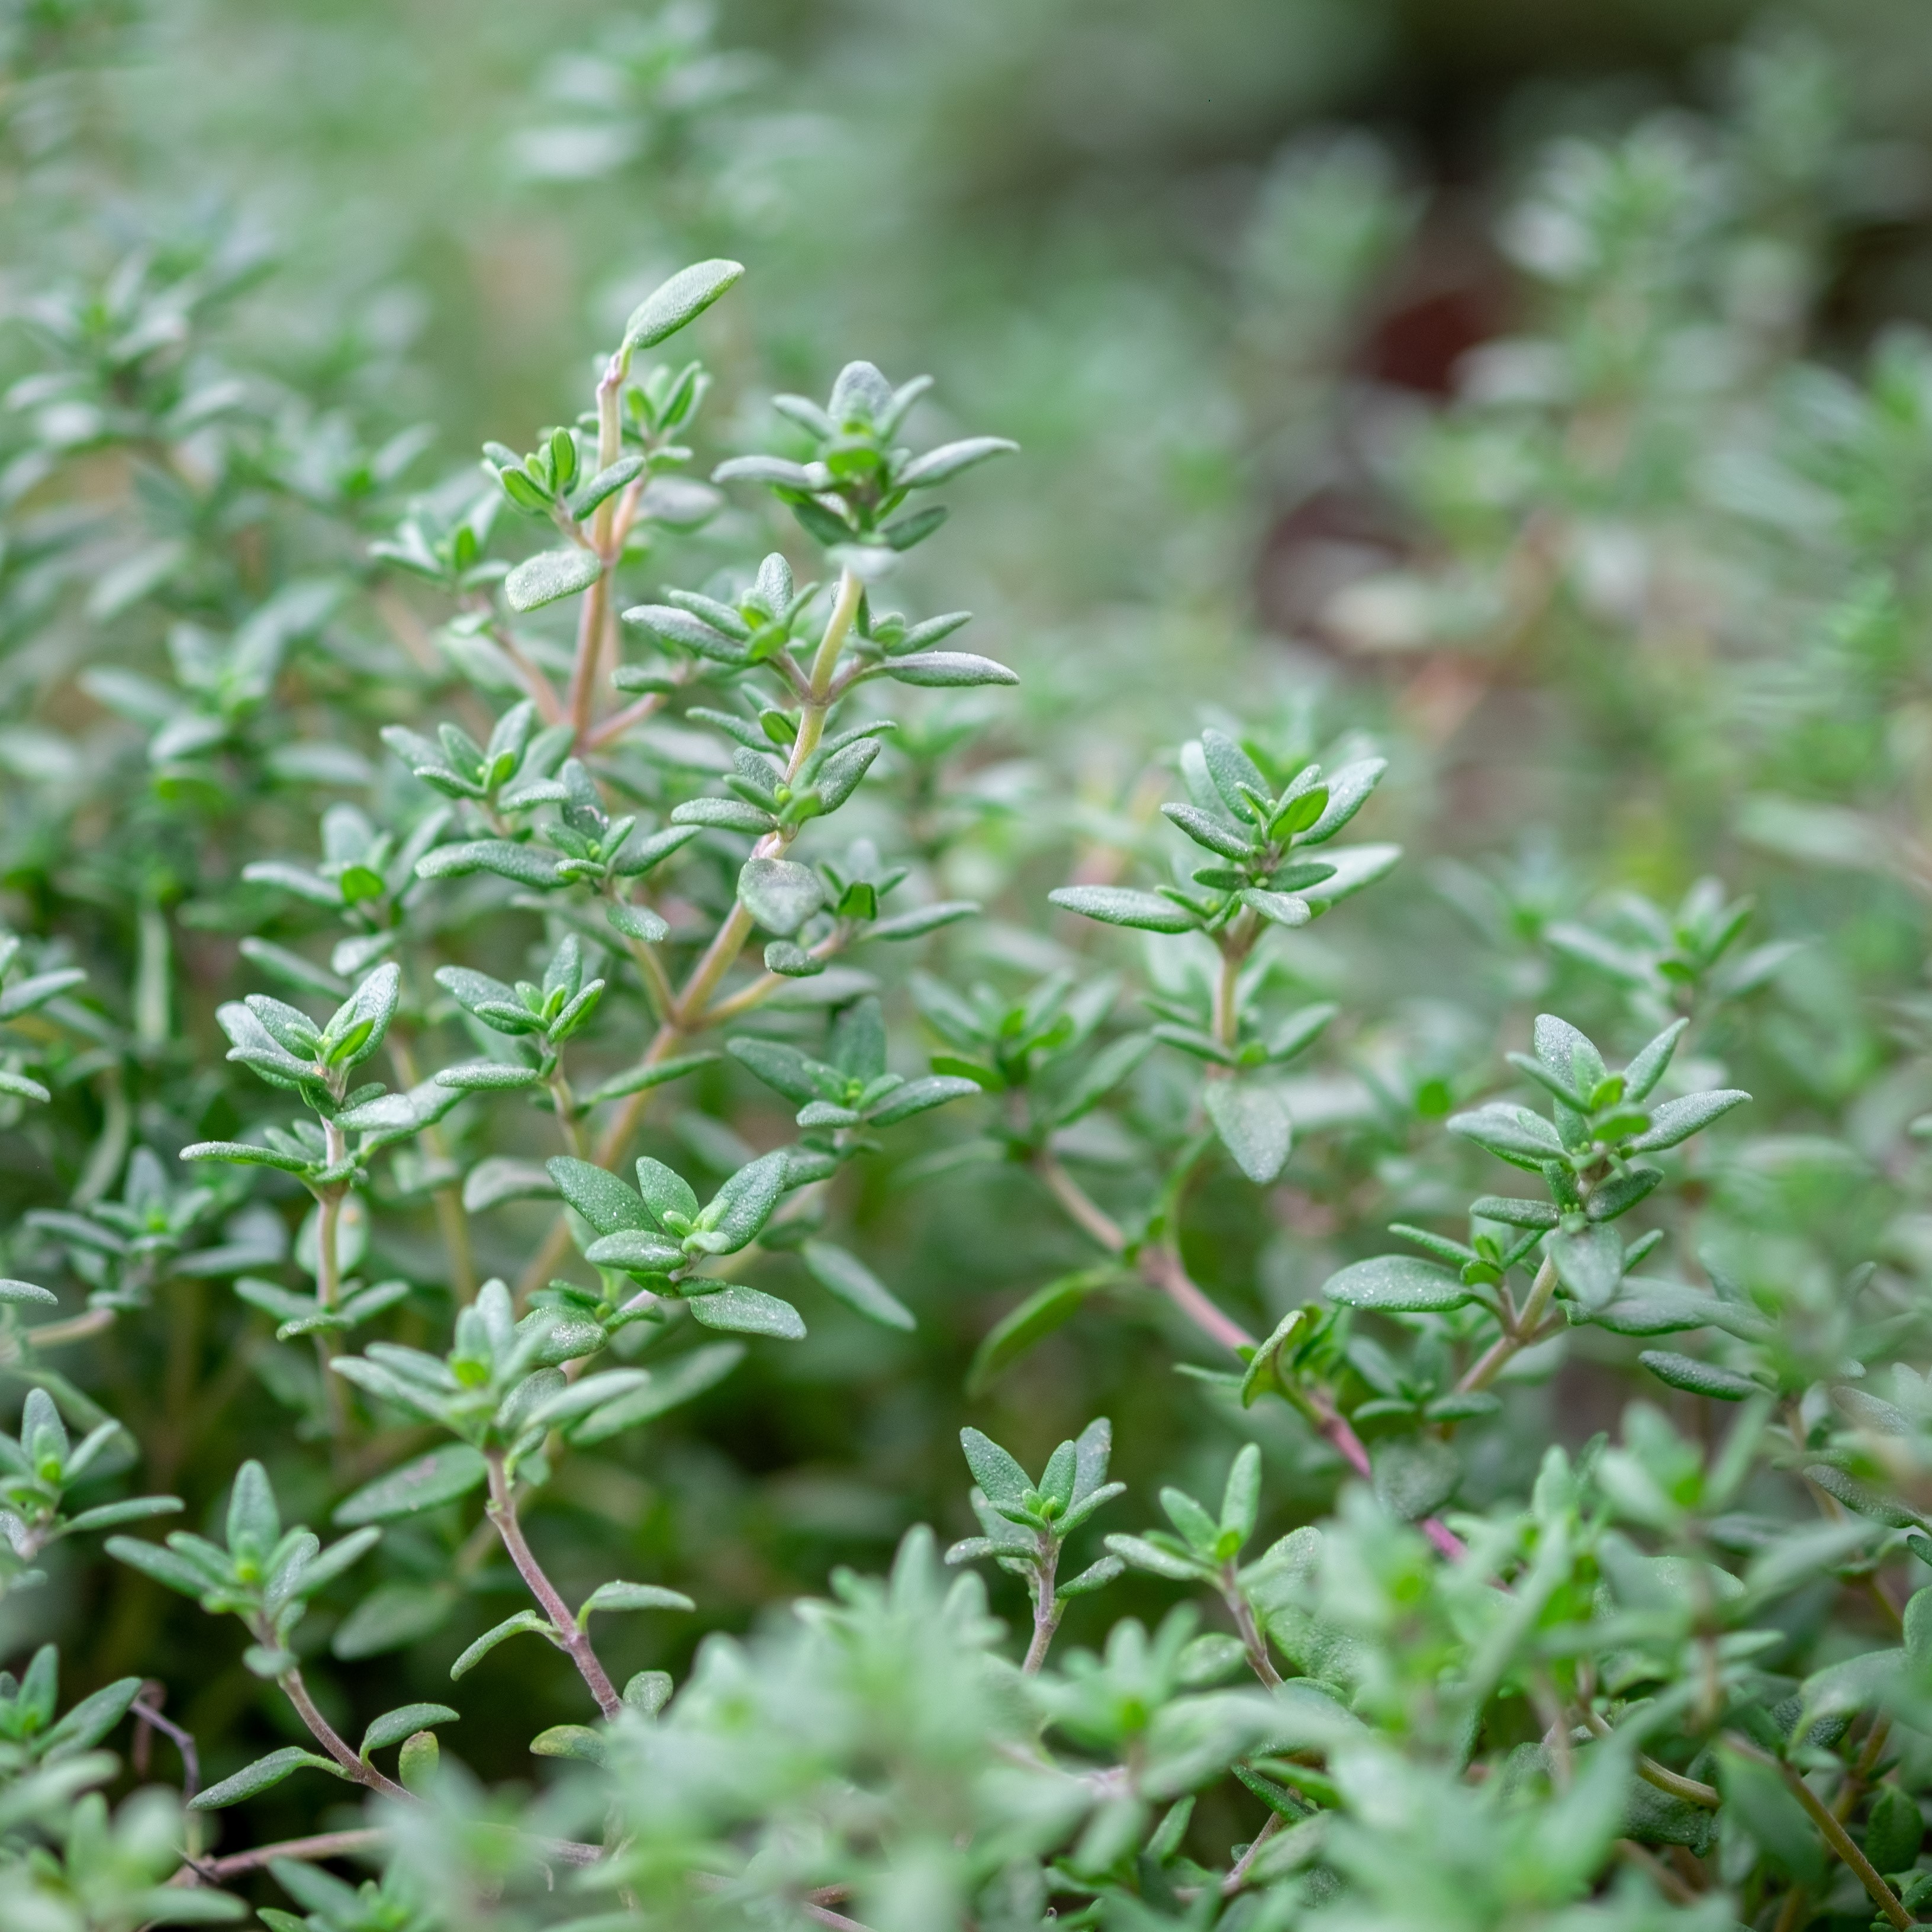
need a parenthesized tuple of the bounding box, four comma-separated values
(9, 8, 1932, 1932)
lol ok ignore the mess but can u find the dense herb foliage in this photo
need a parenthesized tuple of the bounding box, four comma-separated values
(13, 4, 1932, 1930)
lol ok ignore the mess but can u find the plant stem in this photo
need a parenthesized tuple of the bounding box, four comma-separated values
(1222, 1564, 1282, 1687)
(278, 1666, 408, 1799)
(314, 1121, 350, 1438)
(1725, 1733, 1911, 1930)
(1222, 1812, 1283, 1895)
(1022, 1539, 1062, 1673)
(195, 1828, 389, 1879)
(484, 1451, 623, 1720)
(1210, 916, 1255, 1056)
(1615, 1840, 1700, 1907)
(1580, 1705, 1720, 1808)
(1458, 1255, 1558, 1394)
(22, 1307, 115, 1349)
(584, 688, 664, 751)
(132, 1685, 199, 1803)
(548, 1069, 584, 1155)
(1031, 1153, 1469, 1559)
(514, 571, 866, 1304)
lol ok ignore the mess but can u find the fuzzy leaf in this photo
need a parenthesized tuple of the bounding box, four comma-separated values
(622, 259, 744, 352)
(801, 1241, 915, 1329)
(449, 1610, 556, 1679)
(1204, 1080, 1292, 1184)
(504, 548, 602, 613)
(334, 1445, 488, 1525)
(1048, 886, 1194, 933)
(190, 1747, 344, 1809)
(1638, 1351, 1761, 1401)
(1322, 1255, 1474, 1313)
(684, 1284, 806, 1339)
(359, 1704, 458, 1758)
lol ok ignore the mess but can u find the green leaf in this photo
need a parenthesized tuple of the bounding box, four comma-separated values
(737, 858, 825, 936)
(334, 1445, 488, 1525)
(1104, 1532, 1208, 1582)
(568, 1344, 744, 1444)
(1804, 1464, 1922, 1528)
(967, 1272, 1110, 1395)
(434, 1060, 542, 1091)
(63, 1496, 184, 1533)
(1220, 1444, 1261, 1547)
(333, 1582, 458, 1659)
(801, 1240, 914, 1329)
(867, 1075, 980, 1125)
(1048, 886, 1194, 933)
(1300, 842, 1400, 909)
(896, 436, 1018, 488)
(636, 1157, 701, 1228)
(607, 900, 669, 944)
(530, 1724, 606, 1765)
(1638, 1351, 1761, 1401)
(462, 1158, 558, 1211)
(523, 1369, 651, 1428)
(1371, 1436, 1461, 1520)
(0, 1279, 57, 1304)
(670, 796, 775, 834)
(104, 1534, 222, 1599)
(179, 1141, 314, 1175)
(697, 1150, 790, 1251)
(1626, 1090, 1751, 1151)
(1322, 1255, 1474, 1313)
(867, 899, 979, 941)
(1469, 1196, 1559, 1229)
(189, 1747, 344, 1809)
(1547, 1223, 1623, 1309)
(685, 1284, 806, 1339)
(579, 1580, 696, 1619)
(504, 548, 602, 613)
(548, 1156, 650, 1236)
(1446, 1103, 1566, 1171)
(417, 841, 566, 888)
(0, 1071, 50, 1103)
(570, 453, 646, 518)
(873, 651, 1017, 687)
(1583, 1286, 1767, 1339)
(0, 967, 88, 1019)
(1239, 887, 1311, 929)
(1203, 1080, 1292, 1184)
(583, 1229, 684, 1275)
(450, 1609, 556, 1679)
(621, 258, 744, 353)
(359, 1703, 458, 1758)
(1300, 758, 1386, 845)
(959, 1428, 1031, 1509)
(1623, 1019, 1689, 1103)
(39, 1676, 143, 1756)
(584, 1051, 717, 1103)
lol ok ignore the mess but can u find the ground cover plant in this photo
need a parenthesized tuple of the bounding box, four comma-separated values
(13, 3, 1932, 1930)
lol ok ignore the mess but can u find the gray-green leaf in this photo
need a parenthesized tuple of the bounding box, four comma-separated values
(1322, 1255, 1474, 1313)
(504, 548, 602, 613)
(1204, 1080, 1292, 1184)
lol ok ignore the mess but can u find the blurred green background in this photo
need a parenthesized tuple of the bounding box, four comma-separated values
(15, 0, 1932, 1807)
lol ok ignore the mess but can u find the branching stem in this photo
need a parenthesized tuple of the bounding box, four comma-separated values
(485, 1451, 623, 1720)
(1031, 1153, 1469, 1559)
(1458, 1255, 1558, 1394)
(277, 1664, 407, 1799)
(1724, 1733, 1911, 1930)
(515, 569, 866, 1302)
